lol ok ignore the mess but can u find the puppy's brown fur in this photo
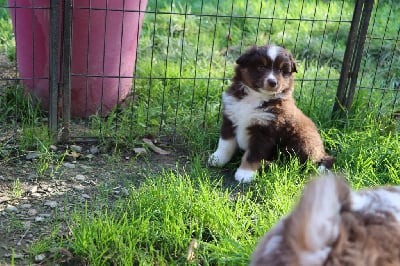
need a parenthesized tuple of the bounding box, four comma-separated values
(209, 45, 334, 182)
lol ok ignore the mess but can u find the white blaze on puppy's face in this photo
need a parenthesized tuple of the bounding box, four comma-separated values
(267, 45, 280, 61)
(264, 45, 280, 90)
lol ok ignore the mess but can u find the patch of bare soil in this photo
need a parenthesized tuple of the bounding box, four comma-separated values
(0, 53, 16, 88)
(0, 140, 188, 265)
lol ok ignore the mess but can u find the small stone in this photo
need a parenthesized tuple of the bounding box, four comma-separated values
(31, 193, 42, 198)
(73, 184, 85, 191)
(121, 187, 129, 196)
(45, 186, 53, 192)
(70, 145, 82, 153)
(29, 186, 38, 194)
(27, 173, 37, 180)
(90, 146, 99, 154)
(58, 206, 70, 212)
(4, 253, 24, 259)
(85, 154, 95, 159)
(20, 204, 32, 209)
(26, 152, 40, 160)
(35, 216, 45, 222)
(6, 205, 18, 213)
(81, 193, 91, 199)
(34, 254, 46, 262)
(63, 162, 76, 169)
(23, 221, 31, 229)
(49, 145, 58, 151)
(44, 201, 58, 208)
(27, 209, 38, 216)
(79, 164, 92, 171)
(74, 174, 86, 182)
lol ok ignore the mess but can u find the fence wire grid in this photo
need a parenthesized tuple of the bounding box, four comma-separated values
(0, 0, 399, 145)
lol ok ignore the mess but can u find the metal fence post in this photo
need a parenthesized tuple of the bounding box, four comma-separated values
(60, 0, 72, 142)
(332, 0, 374, 119)
(49, 0, 60, 136)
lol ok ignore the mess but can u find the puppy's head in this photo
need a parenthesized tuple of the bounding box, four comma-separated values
(234, 45, 297, 96)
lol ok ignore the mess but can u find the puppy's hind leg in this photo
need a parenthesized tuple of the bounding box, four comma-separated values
(234, 150, 261, 183)
(234, 129, 275, 183)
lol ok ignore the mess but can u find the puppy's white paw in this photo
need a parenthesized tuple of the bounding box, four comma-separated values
(317, 164, 332, 173)
(234, 168, 256, 183)
(208, 138, 237, 167)
(208, 152, 229, 167)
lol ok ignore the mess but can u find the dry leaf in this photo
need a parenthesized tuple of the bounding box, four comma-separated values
(142, 138, 170, 155)
(66, 151, 82, 159)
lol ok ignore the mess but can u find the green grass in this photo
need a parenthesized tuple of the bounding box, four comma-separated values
(67, 160, 303, 265)
(0, 0, 399, 265)
(63, 119, 399, 265)
(0, 0, 15, 60)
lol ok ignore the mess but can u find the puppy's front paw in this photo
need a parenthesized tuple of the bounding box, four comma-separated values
(208, 151, 229, 167)
(234, 168, 256, 183)
(208, 137, 237, 167)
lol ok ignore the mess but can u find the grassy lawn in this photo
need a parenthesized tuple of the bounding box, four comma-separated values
(0, 0, 399, 265)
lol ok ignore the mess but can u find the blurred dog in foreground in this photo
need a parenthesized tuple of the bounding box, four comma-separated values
(251, 174, 400, 266)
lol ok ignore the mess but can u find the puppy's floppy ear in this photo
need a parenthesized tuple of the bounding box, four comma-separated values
(236, 45, 259, 66)
(289, 54, 298, 73)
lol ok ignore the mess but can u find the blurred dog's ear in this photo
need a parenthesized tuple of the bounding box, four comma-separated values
(285, 175, 350, 264)
(289, 54, 297, 73)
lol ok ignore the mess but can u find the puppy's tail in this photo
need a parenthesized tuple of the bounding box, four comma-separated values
(286, 174, 350, 265)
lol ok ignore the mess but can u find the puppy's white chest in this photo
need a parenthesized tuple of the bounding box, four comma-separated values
(222, 91, 275, 150)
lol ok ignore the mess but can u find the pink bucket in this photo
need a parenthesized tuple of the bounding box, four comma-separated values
(8, 0, 147, 117)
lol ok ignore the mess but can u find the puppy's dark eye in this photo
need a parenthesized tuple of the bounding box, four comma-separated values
(279, 68, 290, 75)
(257, 66, 266, 72)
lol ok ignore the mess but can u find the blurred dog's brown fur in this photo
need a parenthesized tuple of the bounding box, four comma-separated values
(251, 174, 400, 266)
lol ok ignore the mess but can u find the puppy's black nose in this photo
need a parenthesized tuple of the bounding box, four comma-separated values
(267, 79, 277, 87)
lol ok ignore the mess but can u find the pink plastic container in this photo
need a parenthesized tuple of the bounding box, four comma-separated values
(8, 0, 147, 117)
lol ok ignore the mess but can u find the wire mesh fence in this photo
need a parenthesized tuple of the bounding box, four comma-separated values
(0, 0, 398, 146)
(352, 0, 400, 118)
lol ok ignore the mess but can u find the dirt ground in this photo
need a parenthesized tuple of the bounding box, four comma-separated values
(0, 140, 190, 265)
(0, 53, 195, 265)
(0, 52, 231, 265)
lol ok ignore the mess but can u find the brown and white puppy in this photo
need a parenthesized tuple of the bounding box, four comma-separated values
(208, 45, 334, 183)
(250, 174, 400, 266)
